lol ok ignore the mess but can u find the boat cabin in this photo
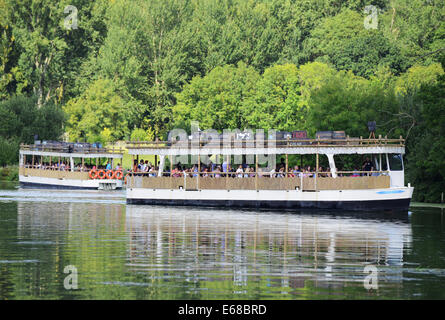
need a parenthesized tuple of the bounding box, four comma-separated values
(19, 141, 125, 190)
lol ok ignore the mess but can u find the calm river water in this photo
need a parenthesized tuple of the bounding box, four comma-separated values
(0, 181, 444, 300)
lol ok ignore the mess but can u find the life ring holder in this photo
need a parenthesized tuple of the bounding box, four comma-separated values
(97, 170, 106, 179)
(105, 170, 114, 179)
(114, 170, 124, 180)
(89, 169, 98, 179)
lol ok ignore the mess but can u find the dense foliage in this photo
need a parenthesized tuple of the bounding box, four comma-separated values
(0, 95, 65, 165)
(0, 0, 444, 201)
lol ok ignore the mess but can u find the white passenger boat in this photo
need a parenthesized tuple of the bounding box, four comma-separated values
(125, 131, 413, 211)
(19, 142, 124, 190)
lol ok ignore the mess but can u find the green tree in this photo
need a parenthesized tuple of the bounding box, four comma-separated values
(330, 32, 407, 77)
(64, 79, 128, 143)
(405, 74, 445, 202)
(395, 63, 444, 95)
(172, 62, 260, 131)
(0, 94, 65, 165)
(380, 0, 445, 66)
(306, 70, 396, 137)
(0, 94, 64, 143)
(243, 63, 303, 130)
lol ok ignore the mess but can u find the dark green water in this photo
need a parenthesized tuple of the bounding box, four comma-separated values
(0, 182, 444, 300)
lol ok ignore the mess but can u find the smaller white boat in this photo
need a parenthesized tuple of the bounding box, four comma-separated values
(19, 141, 124, 190)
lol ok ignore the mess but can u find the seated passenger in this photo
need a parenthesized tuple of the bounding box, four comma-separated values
(214, 167, 221, 178)
(236, 165, 244, 178)
(139, 160, 145, 172)
(292, 165, 301, 178)
(243, 166, 250, 178)
(303, 166, 313, 178)
(192, 165, 198, 177)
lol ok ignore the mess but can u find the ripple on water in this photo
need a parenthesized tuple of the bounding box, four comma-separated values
(0, 259, 39, 264)
(15, 241, 54, 245)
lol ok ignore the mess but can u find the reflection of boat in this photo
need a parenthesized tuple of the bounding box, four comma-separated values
(125, 205, 412, 287)
(125, 132, 413, 211)
(13, 201, 412, 297)
(19, 142, 124, 190)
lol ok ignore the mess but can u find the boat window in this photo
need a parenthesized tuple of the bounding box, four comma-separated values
(389, 154, 403, 171)
(381, 157, 388, 171)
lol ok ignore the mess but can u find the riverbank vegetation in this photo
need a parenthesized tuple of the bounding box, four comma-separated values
(0, 165, 18, 181)
(0, 0, 444, 201)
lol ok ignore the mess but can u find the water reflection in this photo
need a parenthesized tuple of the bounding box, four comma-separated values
(124, 206, 412, 298)
(1, 194, 443, 299)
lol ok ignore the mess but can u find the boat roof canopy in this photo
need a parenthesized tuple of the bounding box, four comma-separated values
(20, 143, 124, 159)
(126, 137, 405, 156)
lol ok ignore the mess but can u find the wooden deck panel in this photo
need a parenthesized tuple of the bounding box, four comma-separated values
(130, 176, 390, 190)
(19, 168, 89, 180)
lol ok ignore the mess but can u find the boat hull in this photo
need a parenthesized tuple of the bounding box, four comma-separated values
(19, 175, 123, 190)
(126, 187, 414, 212)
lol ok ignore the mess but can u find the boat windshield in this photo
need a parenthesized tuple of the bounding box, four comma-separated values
(389, 153, 403, 171)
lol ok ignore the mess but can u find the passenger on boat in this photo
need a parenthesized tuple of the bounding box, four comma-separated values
(351, 169, 360, 177)
(236, 165, 243, 178)
(148, 166, 155, 177)
(222, 160, 228, 174)
(171, 166, 180, 177)
(277, 167, 285, 178)
(192, 165, 198, 177)
(214, 166, 222, 178)
(106, 161, 112, 170)
(138, 160, 145, 172)
(362, 157, 373, 175)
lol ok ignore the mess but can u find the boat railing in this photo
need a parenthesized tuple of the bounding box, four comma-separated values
(126, 136, 404, 149)
(19, 166, 129, 180)
(126, 170, 391, 191)
(20, 143, 125, 155)
(126, 170, 389, 178)
(20, 164, 127, 174)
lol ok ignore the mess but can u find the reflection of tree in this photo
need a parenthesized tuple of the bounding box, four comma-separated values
(0, 202, 18, 299)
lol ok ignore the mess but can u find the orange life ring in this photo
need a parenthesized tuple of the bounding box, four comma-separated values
(114, 170, 124, 180)
(89, 169, 97, 179)
(97, 170, 106, 179)
(105, 170, 114, 179)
